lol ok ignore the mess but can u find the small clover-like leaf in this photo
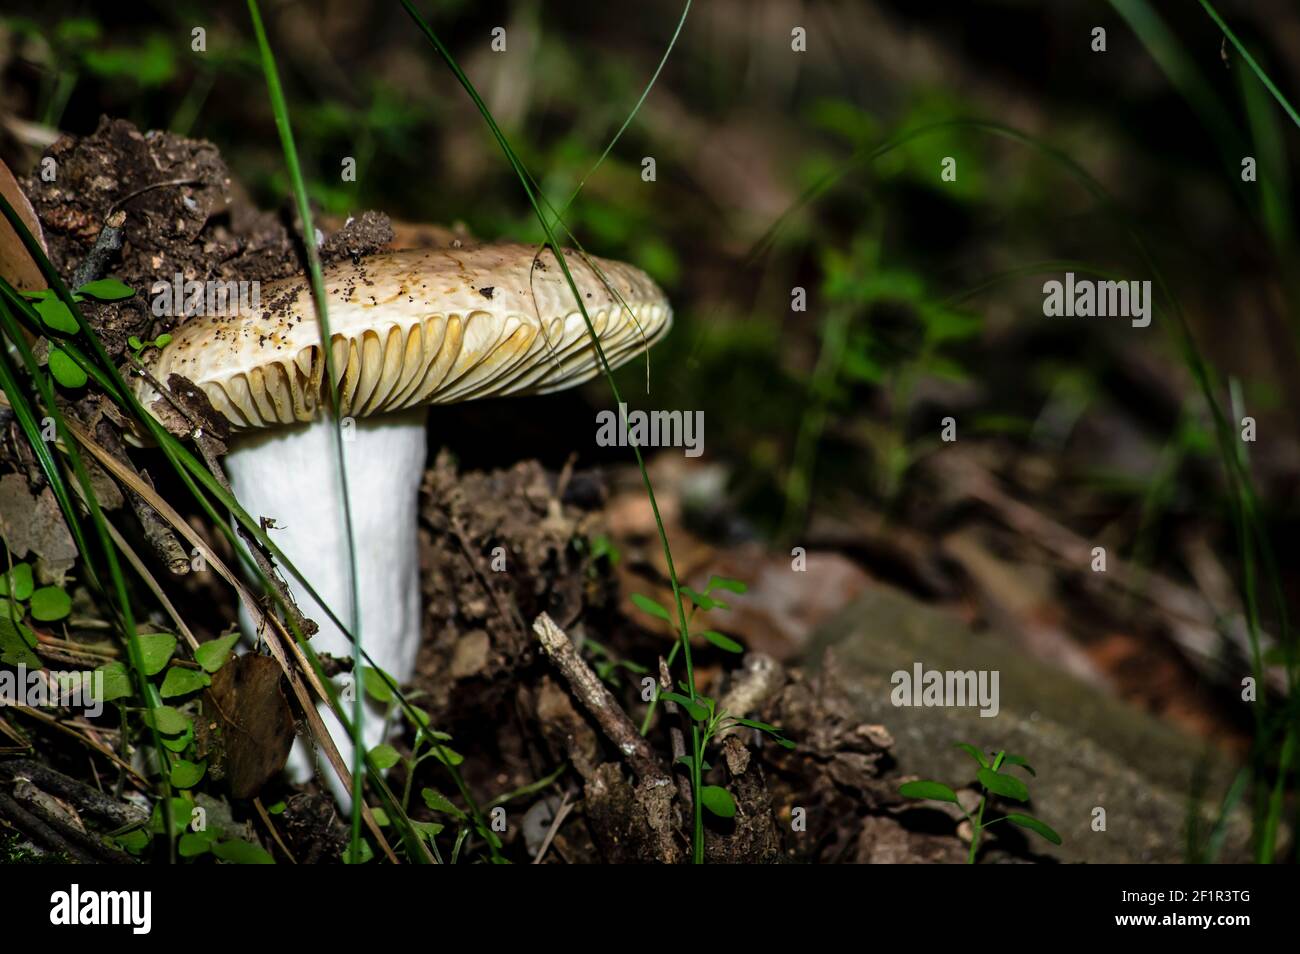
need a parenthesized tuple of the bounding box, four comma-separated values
(146, 705, 189, 736)
(95, 661, 133, 702)
(48, 348, 87, 388)
(212, 839, 274, 864)
(195, 634, 241, 673)
(29, 585, 71, 621)
(0, 563, 34, 601)
(160, 666, 210, 698)
(137, 633, 177, 675)
(369, 743, 401, 770)
(76, 278, 135, 301)
(35, 298, 78, 333)
(170, 759, 206, 788)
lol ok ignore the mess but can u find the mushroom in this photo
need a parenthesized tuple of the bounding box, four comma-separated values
(135, 242, 671, 791)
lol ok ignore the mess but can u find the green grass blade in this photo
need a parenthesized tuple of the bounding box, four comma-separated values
(245, 0, 366, 854)
(399, 0, 707, 862)
(1198, 0, 1300, 130)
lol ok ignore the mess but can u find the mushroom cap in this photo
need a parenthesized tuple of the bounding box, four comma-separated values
(135, 242, 672, 429)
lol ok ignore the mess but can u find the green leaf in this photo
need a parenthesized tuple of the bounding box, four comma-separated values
(0, 563, 34, 600)
(704, 575, 748, 595)
(428, 745, 464, 767)
(898, 780, 959, 803)
(47, 348, 87, 388)
(154, 333, 172, 348)
(658, 690, 708, 722)
(170, 759, 206, 788)
(1001, 754, 1037, 776)
(28, 585, 71, 621)
(95, 661, 133, 702)
(0, 615, 40, 668)
(195, 634, 241, 672)
(178, 832, 213, 857)
(160, 721, 194, 752)
(681, 586, 727, 611)
(146, 705, 189, 736)
(701, 785, 737, 818)
(1005, 813, 1062, 845)
(728, 717, 796, 749)
(411, 820, 445, 842)
(115, 829, 151, 854)
(369, 743, 400, 770)
(701, 630, 744, 653)
(421, 788, 466, 819)
(76, 278, 135, 301)
(978, 767, 1030, 802)
(160, 666, 210, 698)
(362, 666, 395, 703)
(34, 298, 78, 334)
(266, 800, 286, 815)
(630, 592, 671, 623)
(137, 633, 177, 675)
(148, 797, 193, 834)
(954, 743, 989, 768)
(212, 839, 275, 864)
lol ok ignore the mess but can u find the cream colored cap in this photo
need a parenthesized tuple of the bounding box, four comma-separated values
(135, 243, 672, 428)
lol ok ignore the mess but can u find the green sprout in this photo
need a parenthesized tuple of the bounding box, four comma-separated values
(655, 686, 796, 821)
(632, 574, 749, 735)
(900, 743, 1062, 863)
(21, 278, 135, 388)
(1, 558, 72, 667)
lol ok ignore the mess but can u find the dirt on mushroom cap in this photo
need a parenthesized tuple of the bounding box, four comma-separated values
(135, 243, 672, 429)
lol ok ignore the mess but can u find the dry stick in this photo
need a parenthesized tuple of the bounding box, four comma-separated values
(13, 706, 146, 785)
(253, 796, 297, 863)
(0, 758, 147, 828)
(135, 365, 317, 638)
(70, 209, 126, 289)
(659, 655, 692, 807)
(447, 510, 526, 636)
(532, 791, 572, 865)
(0, 789, 95, 862)
(94, 416, 189, 575)
(60, 418, 399, 863)
(10, 780, 135, 863)
(103, 519, 200, 653)
(532, 612, 670, 785)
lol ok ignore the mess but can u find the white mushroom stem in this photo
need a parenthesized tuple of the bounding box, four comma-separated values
(224, 409, 427, 793)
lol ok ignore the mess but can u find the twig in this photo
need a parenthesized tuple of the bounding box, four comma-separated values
(60, 417, 400, 862)
(532, 613, 669, 784)
(0, 758, 147, 829)
(659, 655, 692, 806)
(132, 365, 318, 640)
(253, 796, 297, 863)
(70, 210, 127, 289)
(10, 779, 135, 863)
(0, 789, 95, 862)
(532, 791, 572, 864)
